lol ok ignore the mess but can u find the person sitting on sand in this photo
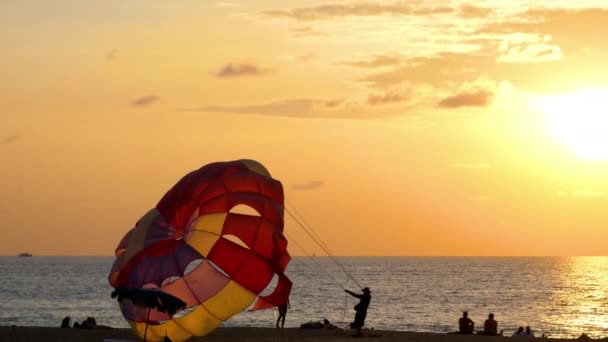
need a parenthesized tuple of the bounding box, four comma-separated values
(525, 326, 535, 338)
(459, 311, 475, 334)
(323, 319, 336, 329)
(61, 316, 71, 328)
(276, 298, 290, 328)
(345, 287, 372, 337)
(482, 313, 501, 335)
(300, 319, 338, 330)
(74, 316, 97, 329)
(513, 326, 525, 337)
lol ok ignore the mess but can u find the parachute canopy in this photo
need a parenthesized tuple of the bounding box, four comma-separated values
(108, 159, 292, 342)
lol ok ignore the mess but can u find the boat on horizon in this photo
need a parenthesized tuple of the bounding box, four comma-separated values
(18, 252, 33, 257)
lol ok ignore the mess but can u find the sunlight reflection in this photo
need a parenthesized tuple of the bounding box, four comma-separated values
(550, 257, 608, 337)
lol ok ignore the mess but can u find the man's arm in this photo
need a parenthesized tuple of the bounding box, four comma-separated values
(345, 289, 363, 299)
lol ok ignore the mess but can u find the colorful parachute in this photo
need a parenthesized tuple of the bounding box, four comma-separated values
(108, 159, 292, 342)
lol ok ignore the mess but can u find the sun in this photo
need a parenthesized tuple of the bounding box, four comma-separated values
(537, 88, 608, 161)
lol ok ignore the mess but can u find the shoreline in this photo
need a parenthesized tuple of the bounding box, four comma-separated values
(0, 326, 601, 342)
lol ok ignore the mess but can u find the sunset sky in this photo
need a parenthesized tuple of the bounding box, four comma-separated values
(2, 0, 608, 256)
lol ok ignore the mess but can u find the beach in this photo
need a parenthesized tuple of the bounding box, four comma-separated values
(0, 327, 596, 342)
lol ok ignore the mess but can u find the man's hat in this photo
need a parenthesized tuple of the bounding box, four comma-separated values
(363, 287, 371, 293)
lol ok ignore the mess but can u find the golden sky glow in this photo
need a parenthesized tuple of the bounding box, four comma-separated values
(1, 0, 608, 256)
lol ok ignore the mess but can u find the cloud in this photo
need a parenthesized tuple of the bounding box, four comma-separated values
(361, 52, 489, 89)
(291, 26, 326, 37)
(368, 91, 409, 105)
(497, 33, 562, 63)
(438, 91, 493, 108)
(449, 162, 492, 169)
(174, 96, 410, 119)
(105, 49, 117, 61)
(261, 2, 453, 21)
(438, 76, 497, 108)
(214, 62, 274, 78)
(343, 54, 403, 69)
(131, 95, 161, 107)
(292, 180, 325, 191)
(457, 4, 493, 18)
(2, 136, 19, 144)
(177, 99, 344, 118)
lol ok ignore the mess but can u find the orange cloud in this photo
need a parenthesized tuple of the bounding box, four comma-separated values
(292, 181, 325, 191)
(438, 77, 497, 108)
(368, 91, 409, 105)
(497, 33, 562, 63)
(262, 2, 453, 21)
(131, 96, 161, 107)
(178, 99, 343, 118)
(343, 54, 403, 68)
(214, 62, 274, 78)
(457, 4, 493, 18)
(291, 26, 326, 37)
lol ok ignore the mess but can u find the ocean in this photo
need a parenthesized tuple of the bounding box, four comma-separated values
(1, 256, 607, 338)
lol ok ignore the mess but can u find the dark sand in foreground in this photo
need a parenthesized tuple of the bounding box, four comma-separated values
(0, 326, 597, 342)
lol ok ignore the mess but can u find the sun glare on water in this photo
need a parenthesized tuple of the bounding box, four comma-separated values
(537, 88, 608, 161)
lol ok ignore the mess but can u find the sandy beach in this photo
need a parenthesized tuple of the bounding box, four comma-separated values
(0, 326, 596, 342)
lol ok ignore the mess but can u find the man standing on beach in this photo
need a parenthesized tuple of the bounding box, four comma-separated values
(459, 311, 475, 334)
(345, 287, 372, 337)
(276, 298, 290, 328)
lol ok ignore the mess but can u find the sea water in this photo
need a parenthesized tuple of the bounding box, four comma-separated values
(1, 256, 607, 338)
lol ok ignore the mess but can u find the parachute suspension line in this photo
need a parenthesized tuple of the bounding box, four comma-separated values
(285, 200, 363, 289)
(340, 289, 349, 326)
(286, 199, 342, 266)
(284, 231, 344, 289)
(285, 200, 362, 289)
(284, 205, 363, 290)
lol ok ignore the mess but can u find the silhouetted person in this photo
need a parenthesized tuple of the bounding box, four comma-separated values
(483, 313, 499, 335)
(459, 311, 475, 334)
(513, 326, 525, 337)
(61, 316, 71, 328)
(345, 287, 372, 337)
(525, 326, 535, 338)
(276, 299, 290, 328)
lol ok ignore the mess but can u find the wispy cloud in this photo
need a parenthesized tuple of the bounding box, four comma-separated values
(291, 26, 326, 37)
(174, 96, 407, 119)
(177, 99, 341, 118)
(439, 91, 493, 108)
(214, 62, 274, 78)
(131, 95, 161, 107)
(261, 2, 453, 21)
(457, 4, 493, 18)
(497, 33, 562, 64)
(449, 162, 492, 169)
(438, 76, 497, 109)
(343, 54, 403, 69)
(292, 180, 325, 191)
(2, 136, 19, 144)
(368, 91, 409, 105)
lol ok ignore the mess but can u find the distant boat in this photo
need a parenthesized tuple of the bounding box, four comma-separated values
(18, 252, 32, 257)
